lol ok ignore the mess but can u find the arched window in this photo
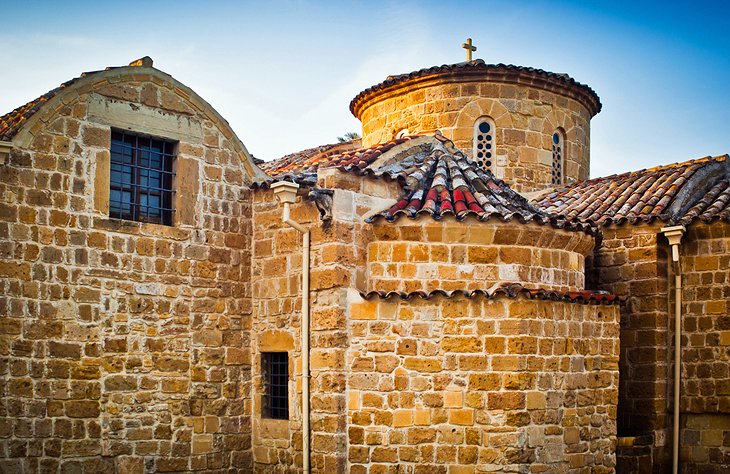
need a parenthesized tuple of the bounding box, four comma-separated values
(551, 129, 565, 185)
(473, 117, 495, 172)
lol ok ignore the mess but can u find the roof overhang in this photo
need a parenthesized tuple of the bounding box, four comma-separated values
(350, 61, 602, 119)
(1, 60, 270, 184)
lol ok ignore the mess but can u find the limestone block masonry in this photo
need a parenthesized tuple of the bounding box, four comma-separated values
(678, 222, 730, 472)
(368, 220, 594, 294)
(350, 64, 601, 193)
(0, 66, 259, 473)
(246, 162, 621, 473)
(591, 221, 730, 473)
(347, 295, 620, 473)
(0, 59, 624, 474)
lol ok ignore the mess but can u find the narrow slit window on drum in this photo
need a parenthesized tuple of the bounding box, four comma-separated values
(473, 117, 496, 172)
(552, 130, 565, 185)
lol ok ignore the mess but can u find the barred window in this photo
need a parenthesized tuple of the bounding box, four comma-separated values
(110, 130, 176, 225)
(473, 117, 495, 172)
(262, 352, 289, 420)
(552, 130, 565, 185)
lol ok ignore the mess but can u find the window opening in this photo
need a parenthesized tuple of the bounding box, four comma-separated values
(552, 130, 564, 185)
(109, 130, 176, 225)
(473, 117, 495, 172)
(262, 352, 289, 420)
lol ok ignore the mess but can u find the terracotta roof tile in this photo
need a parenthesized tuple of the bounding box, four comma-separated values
(258, 140, 361, 176)
(680, 179, 730, 224)
(0, 77, 83, 141)
(363, 139, 596, 237)
(259, 134, 598, 236)
(350, 60, 602, 118)
(370, 141, 547, 223)
(535, 155, 730, 226)
(256, 136, 420, 187)
(1, 59, 152, 142)
(361, 283, 622, 305)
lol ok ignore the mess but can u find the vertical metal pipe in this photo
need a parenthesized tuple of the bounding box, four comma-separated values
(662, 225, 684, 474)
(301, 230, 310, 474)
(282, 202, 311, 473)
(673, 274, 681, 474)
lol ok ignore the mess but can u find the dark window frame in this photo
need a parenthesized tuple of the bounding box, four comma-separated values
(262, 352, 289, 420)
(109, 129, 177, 226)
(473, 116, 496, 172)
(551, 129, 564, 185)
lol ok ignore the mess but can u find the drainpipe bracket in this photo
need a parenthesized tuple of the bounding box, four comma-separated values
(661, 225, 686, 262)
(271, 180, 300, 204)
(661, 225, 686, 244)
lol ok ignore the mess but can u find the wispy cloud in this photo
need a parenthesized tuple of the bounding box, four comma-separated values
(1, 0, 728, 174)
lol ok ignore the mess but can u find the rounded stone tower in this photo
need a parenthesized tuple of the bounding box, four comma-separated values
(350, 60, 601, 193)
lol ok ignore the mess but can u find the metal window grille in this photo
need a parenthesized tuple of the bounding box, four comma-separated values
(109, 130, 176, 226)
(262, 352, 289, 420)
(552, 131, 564, 185)
(473, 117, 495, 172)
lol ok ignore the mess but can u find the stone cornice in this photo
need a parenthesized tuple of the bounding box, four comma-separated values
(4, 64, 270, 184)
(0, 140, 11, 165)
(350, 61, 602, 119)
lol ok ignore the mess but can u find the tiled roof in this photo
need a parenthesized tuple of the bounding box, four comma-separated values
(1, 58, 154, 142)
(535, 155, 730, 226)
(258, 139, 364, 177)
(259, 133, 597, 236)
(350, 60, 602, 118)
(364, 138, 596, 236)
(680, 179, 730, 224)
(361, 283, 622, 305)
(0, 77, 83, 141)
(256, 136, 420, 187)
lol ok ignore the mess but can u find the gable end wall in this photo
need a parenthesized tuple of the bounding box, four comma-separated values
(0, 72, 255, 473)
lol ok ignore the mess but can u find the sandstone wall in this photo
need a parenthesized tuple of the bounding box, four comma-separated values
(250, 180, 383, 472)
(678, 221, 730, 473)
(346, 295, 619, 473)
(588, 223, 671, 472)
(355, 81, 592, 192)
(589, 224, 669, 435)
(368, 221, 593, 294)
(249, 170, 614, 473)
(0, 68, 254, 472)
(251, 190, 316, 472)
(592, 221, 730, 473)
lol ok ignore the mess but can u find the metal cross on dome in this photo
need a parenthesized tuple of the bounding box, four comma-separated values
(462, 38, 477, 61)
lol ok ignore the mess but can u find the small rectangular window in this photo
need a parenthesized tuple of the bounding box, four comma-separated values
(109, 130, 176, 226)
(262, 352, 289, 420)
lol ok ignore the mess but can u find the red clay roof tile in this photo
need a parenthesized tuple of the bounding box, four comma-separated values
(680, 179, 730, 224)
(259, 136, 414, 181)
(258, 140, 362, 176)
(0, 78, 82, 141)
(349, 60, 602, 118)
(260, 134, 598, 236)
(535, 155, 729, 226)
(360, 283, 622, 305)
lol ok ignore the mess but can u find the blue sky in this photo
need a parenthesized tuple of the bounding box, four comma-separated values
(2, 0, 729, 178)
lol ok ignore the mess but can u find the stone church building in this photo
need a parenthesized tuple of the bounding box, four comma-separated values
(0, 54, 727, 473)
